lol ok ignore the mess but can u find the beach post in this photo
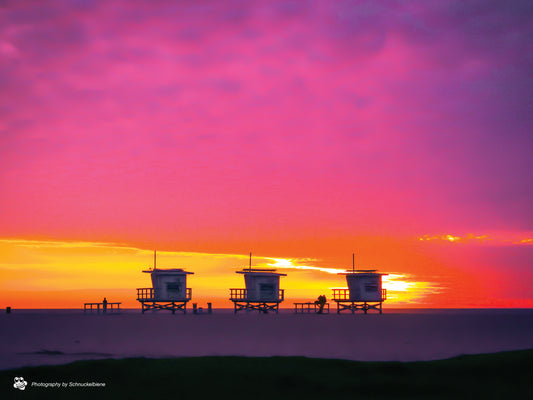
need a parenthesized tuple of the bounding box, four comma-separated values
(6, 306, 11, 314)
(229, 253, 287, 314)
(136, 254, 194, 314)
(207, 302, 212, 314)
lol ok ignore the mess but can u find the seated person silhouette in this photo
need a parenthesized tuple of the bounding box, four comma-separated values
(314, 295, 326, 314)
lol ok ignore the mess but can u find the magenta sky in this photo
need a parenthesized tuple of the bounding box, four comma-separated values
(0, 1, 532, 306)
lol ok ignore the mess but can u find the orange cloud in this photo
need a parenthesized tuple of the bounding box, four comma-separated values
(417, 232, 533, 245)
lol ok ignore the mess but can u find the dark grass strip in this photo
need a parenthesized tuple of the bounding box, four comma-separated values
(2, 350, 533, 399)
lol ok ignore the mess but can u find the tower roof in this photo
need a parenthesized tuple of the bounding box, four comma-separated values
(236, 268, 287, 277)
(339, 269, 387, 276)
(143, 268, 194, 275)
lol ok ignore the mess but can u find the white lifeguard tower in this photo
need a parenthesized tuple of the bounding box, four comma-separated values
(332, 254, 387, 314)
(229, 253, 286, 314)
(136, 251, 194, 314)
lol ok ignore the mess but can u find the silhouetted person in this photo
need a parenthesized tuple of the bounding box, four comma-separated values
(315, 295, 326, 314)
(103, 297, 108, 314)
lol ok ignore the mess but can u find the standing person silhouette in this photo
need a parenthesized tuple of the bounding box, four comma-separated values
(103, 297, 108, 314)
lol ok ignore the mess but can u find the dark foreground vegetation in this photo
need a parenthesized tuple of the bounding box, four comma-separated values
(2, 350, 533, 399)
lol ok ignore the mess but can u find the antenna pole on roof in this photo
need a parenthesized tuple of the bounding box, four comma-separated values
(154, 250, 157, 270)
(352, 252, 355, 273)
(249, 252, 252, 271)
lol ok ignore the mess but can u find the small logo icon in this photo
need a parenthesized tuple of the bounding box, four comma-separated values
(13, 377, 27, 390)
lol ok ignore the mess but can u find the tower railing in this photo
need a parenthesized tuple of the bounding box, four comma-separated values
(136, 287, 192, 301)
(332, 289, 350, 301)
(332, 288, 387, 301)
(229, 288, 284, 301)
(229, 288, 247, 300)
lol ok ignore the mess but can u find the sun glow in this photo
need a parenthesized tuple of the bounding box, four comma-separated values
(382, 274, 442, 304)
(264, 258, 440, 305)
(266, 258, 345, 274)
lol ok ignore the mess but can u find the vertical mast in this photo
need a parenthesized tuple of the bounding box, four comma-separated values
(352, 252, 355, 273)
(249, 252, 252, 271)
(154, 250, 157, 270)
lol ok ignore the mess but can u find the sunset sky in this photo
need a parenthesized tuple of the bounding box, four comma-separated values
(1, 0, 532, 309)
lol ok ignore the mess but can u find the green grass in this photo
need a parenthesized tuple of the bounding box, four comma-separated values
(2, 350, 533, 399)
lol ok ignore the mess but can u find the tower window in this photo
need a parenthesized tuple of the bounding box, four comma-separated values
(365, 283, 378, 292)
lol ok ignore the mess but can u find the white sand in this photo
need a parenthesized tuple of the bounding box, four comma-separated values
(1, 309, 533, 370)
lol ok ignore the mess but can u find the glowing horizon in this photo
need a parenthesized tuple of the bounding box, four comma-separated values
(2, 236, 532, 309)
(0, 237, 440, 308)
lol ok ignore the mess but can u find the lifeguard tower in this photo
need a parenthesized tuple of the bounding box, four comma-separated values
(229, 253, 286, 314)
(136, 251, 194, 314)
(332, 254, 387, 314)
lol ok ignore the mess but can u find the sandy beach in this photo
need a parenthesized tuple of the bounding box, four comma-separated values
(1, 309, 533, 371)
